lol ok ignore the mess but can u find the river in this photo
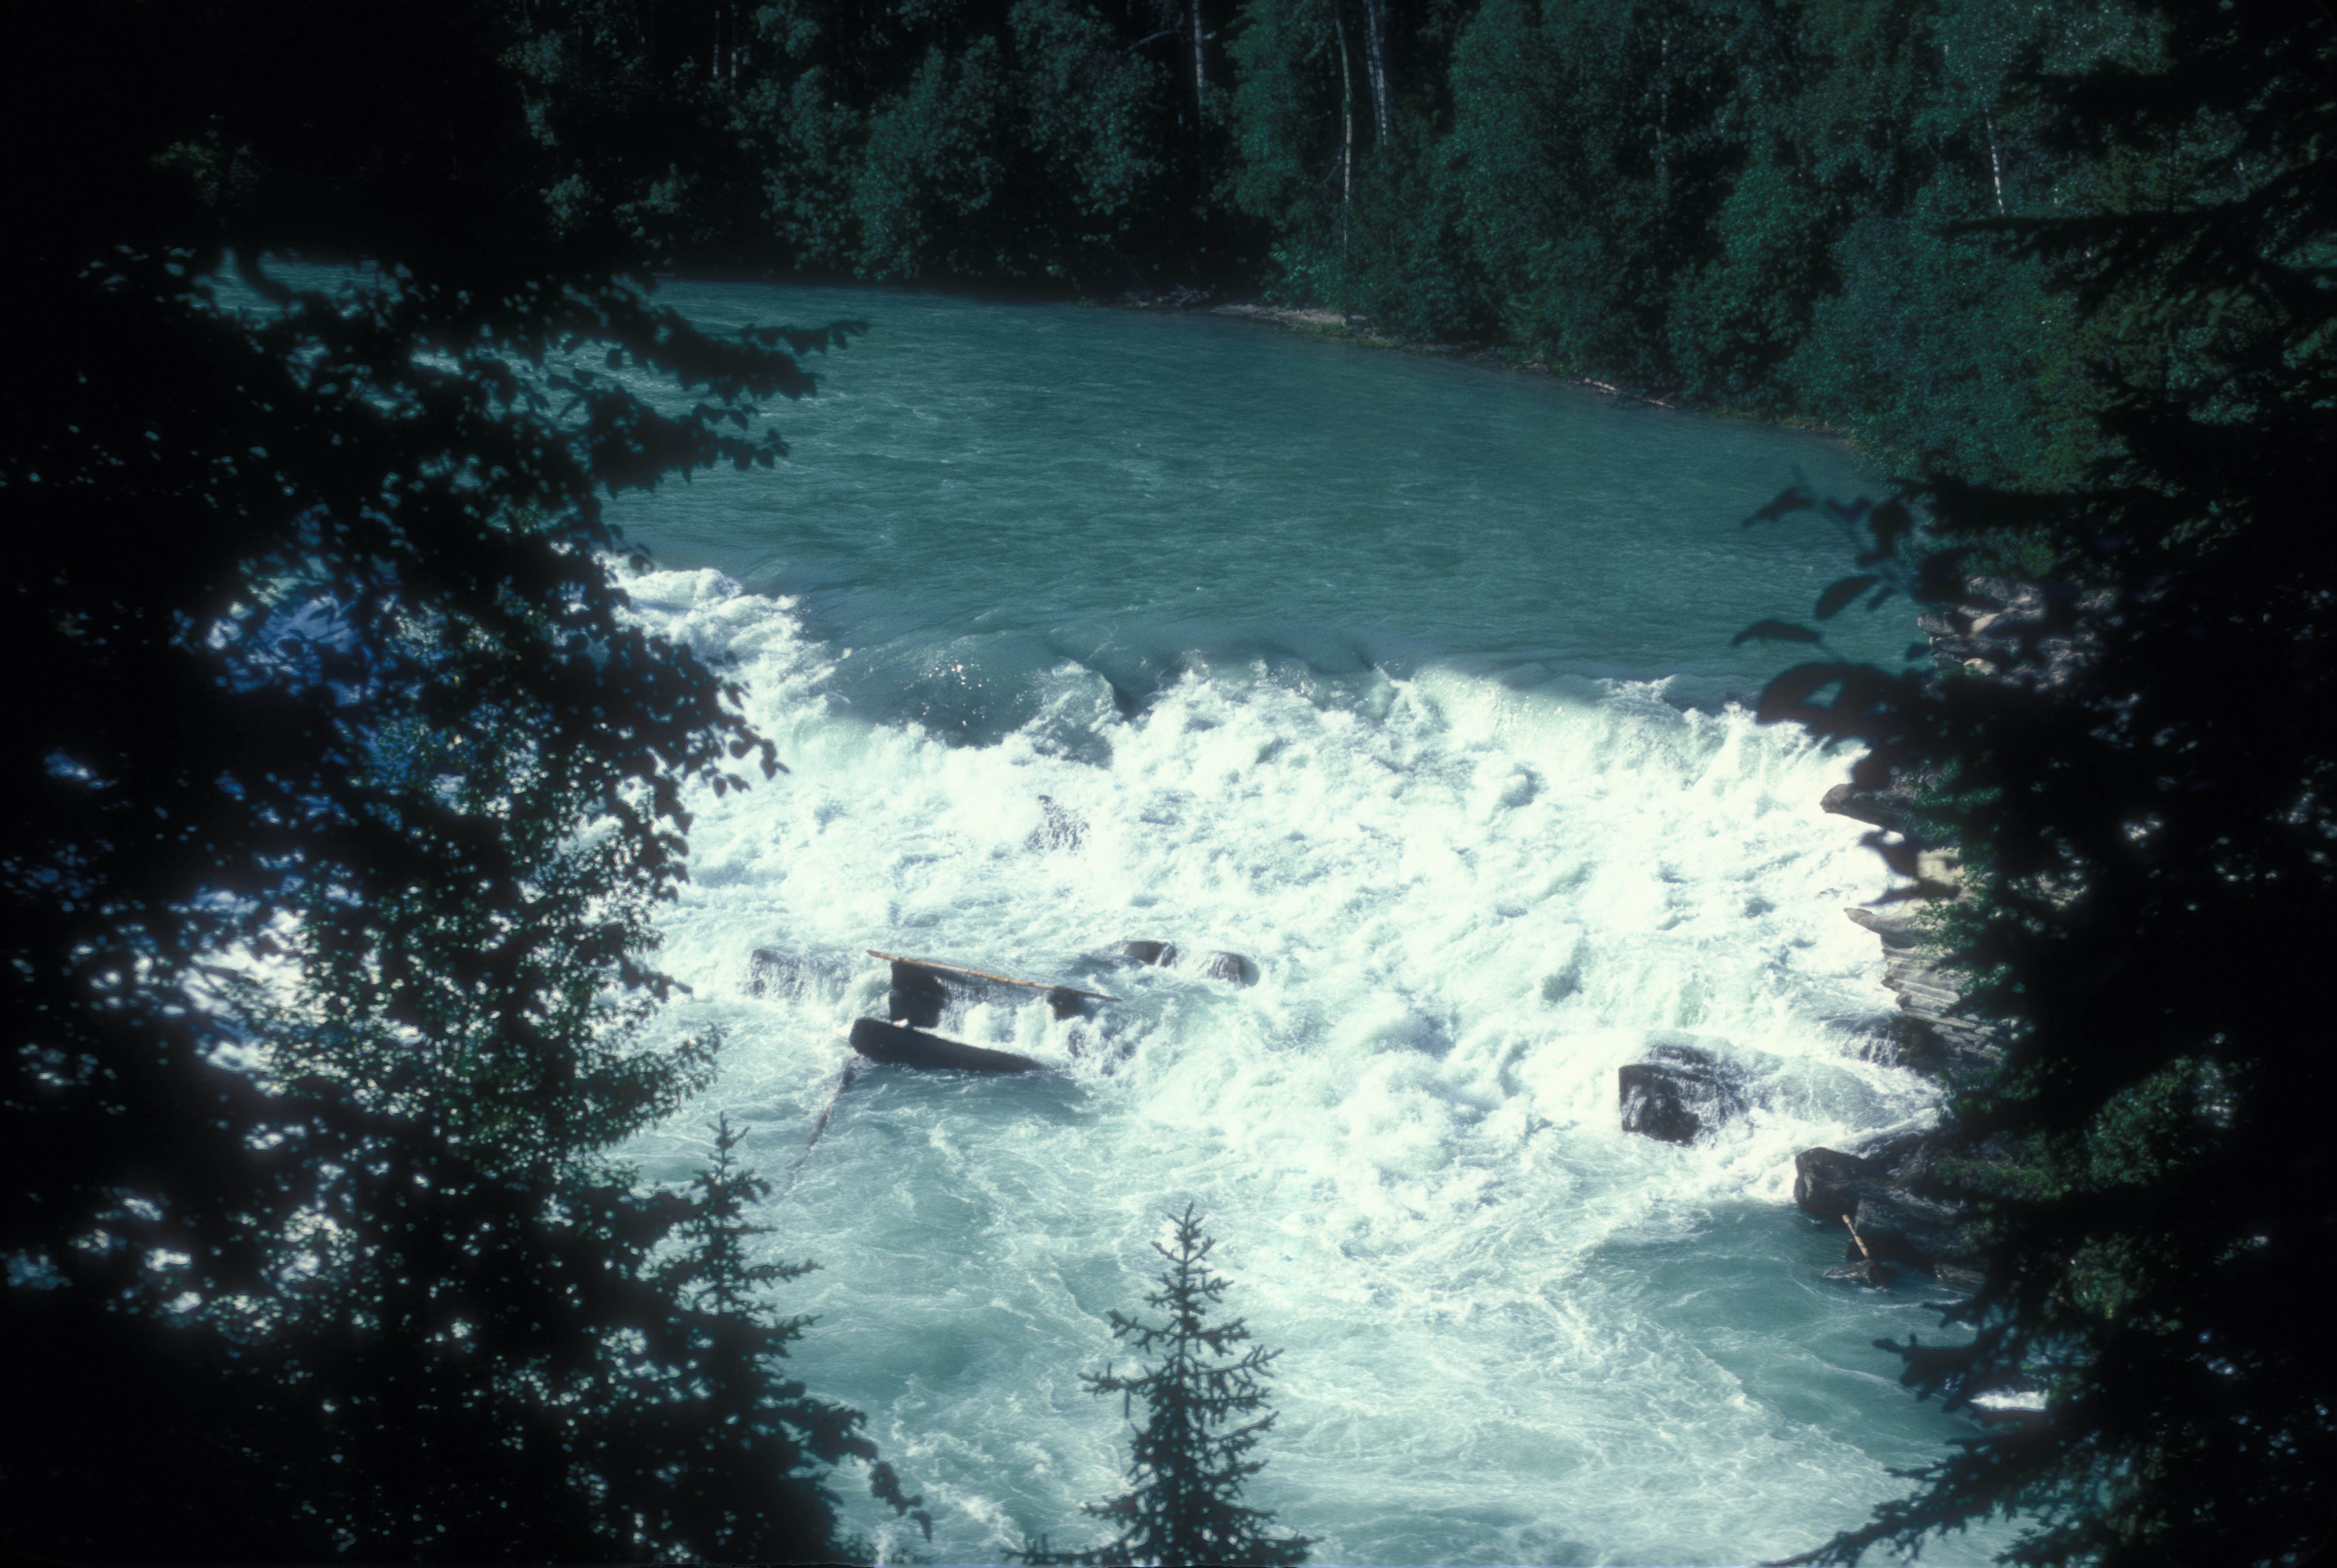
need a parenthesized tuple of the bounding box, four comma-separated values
(607, 282, 2002, 1565)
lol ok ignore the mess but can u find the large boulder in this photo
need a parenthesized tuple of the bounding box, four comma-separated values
(1198, 951, 1257, 986)
(1618, 1044, 1749, 1144)
(1792, 1147, 1887, 1219)
(1798, 1128, 1994, 1288)
(1118, 940, 1178, 967)
(1850, 1185, 1976, 1268)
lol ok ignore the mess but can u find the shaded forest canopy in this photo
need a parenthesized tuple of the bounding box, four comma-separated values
(508, 0, 2226, 486)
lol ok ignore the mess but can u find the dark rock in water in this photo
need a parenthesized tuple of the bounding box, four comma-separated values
(1793, 1147, 1888, 1219)
(1862, 1129, 1952, 1191)
(881, 952, 1117, 1027)
(1198, 951, 1257, 986)
(749, 948, 843, 999)
(887, 962, 953, 1029)
(1850, 1185, 1975, 1268)
(1027, 794, 1086, 851)
(1795, 1128, 1986, 1286)
(1843, 906, 1923, 950)
(848, 1017, 1042, 1074)
(749, 947, 801, 998)
(1618, 1064, 1708, 1143)
(1821, 781, 1926, 839)
(1118, 940, 1178, 967)
(1618, 1050, 1749, 1144)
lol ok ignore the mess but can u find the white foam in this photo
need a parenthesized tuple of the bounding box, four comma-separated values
(620, 568, 2004, 1565)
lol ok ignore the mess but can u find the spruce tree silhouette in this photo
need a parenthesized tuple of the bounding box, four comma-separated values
(1021, 1205, 1309, 1567)
(1739, 4, 2337, 1562)
(640, 1115, 934, 1559)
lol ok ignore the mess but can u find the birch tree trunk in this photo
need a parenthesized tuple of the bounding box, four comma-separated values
(1191, 0, 1209, 258)
(1336, 5, 1354, 249)
(1984, 107, 2006, 213)
(1361, 0, 1391, 152)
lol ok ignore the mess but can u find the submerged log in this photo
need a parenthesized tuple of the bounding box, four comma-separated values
(848, 1018, 1043, 1074)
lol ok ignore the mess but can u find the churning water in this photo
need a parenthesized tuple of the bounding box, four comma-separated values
(607, 284, 2002, 1565)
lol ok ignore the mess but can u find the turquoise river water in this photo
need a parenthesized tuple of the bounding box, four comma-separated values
(601, 282, 2003, 1566)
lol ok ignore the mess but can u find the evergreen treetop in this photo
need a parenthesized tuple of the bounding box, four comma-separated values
(1023, 1204, 1310, 1568)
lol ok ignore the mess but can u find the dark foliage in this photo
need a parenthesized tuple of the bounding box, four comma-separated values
(1740, 4, 2336, 1561)
(2, 1, 918, 1558)
(489, 0, 2209, 500)
(1019, 1206, 1309, 1567)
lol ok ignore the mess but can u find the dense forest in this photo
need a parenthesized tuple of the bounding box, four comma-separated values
(514, 0, 2204, 486)
(6, 0, 2331, 1562)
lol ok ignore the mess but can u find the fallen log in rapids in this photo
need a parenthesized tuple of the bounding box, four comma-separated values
(870, 948, 1118, 1025)
(848, 1017, 1044, 1074)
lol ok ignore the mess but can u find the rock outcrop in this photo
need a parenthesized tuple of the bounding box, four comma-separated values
(1619, 1043, 1750, 1144)
(1791, 574, 2106, 1292)
(1843, 906, 2004, 1076)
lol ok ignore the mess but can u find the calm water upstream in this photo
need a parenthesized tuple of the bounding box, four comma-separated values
(602, 283, 2004, 1565)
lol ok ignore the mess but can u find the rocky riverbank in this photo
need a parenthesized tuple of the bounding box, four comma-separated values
(1788, 576, 2100, 1290)
(1615, 575, 2097, 1292)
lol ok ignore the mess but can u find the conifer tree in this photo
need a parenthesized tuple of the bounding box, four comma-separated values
(1742, 4, 2337, 1561)
(1022, 1205, 1309, 1568)
(635, 1115, 933, 1560)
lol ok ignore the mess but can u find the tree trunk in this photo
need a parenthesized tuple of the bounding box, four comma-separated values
(1361, 0, 1391, 152)
(1336, 6, 1354, 252)
(1984, 107, 2006, 214)
(1191, 0, 1209, 260)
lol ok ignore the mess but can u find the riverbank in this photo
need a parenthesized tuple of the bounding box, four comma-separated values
(1194, 299, 1689, 413)
(1115, 293, 1873, 439)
